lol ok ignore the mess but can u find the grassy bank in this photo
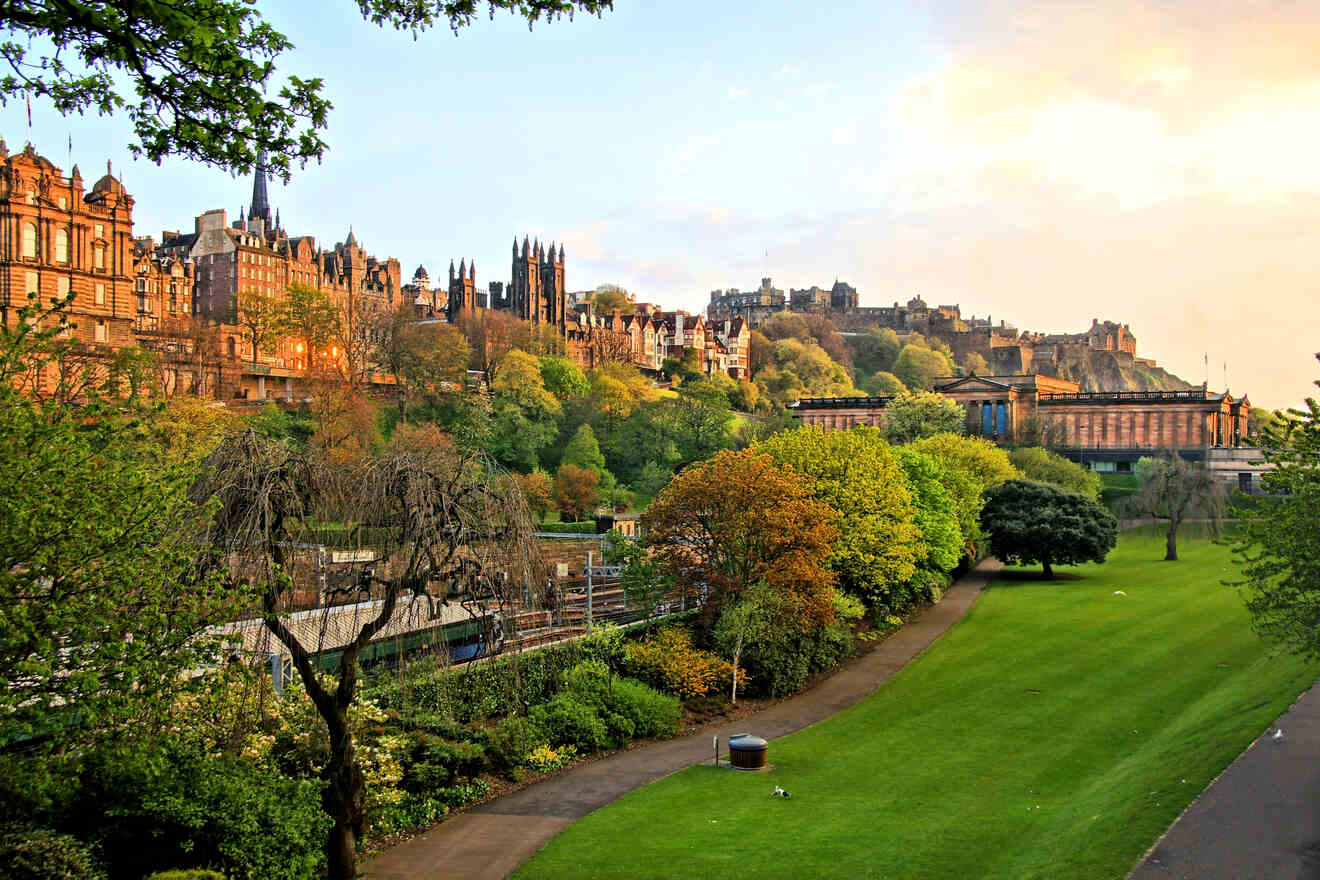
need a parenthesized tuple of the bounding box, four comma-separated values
(515, 533, 1316, 880)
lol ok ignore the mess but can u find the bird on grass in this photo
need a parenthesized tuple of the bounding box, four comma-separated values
(771, 786, 792, 799)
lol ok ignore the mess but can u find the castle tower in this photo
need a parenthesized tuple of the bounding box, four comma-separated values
(446, 257, 476, 322)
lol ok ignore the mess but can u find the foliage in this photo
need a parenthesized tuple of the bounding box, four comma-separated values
(755, 337, 855, 406)
(643, 449, 840, 626)
(66, 740, 329, 880)
(589, 284, 633, 315)
(859, 369, 906, 397)
(280, 284, 339, 374)
(622, 627, 741, 700)
(525, 744, 578, 773)
(489, 349, 562, 471)
(667, 379, 735, 465)
(235, 291, 283, 365)
(528, 694, 611, 751)
(518, 536, 1320, 880)
(516, 469, 555, 521)
(713, 582, 779, 702)
(891, 342, 955, 391)
(605, 532, 673, 625)
(1010, 447, 1101, 499)
(961, 352, 990, 376)
(147, 872, 225, 880)
(909, 433, 1022, 560)
(539, 356, 589, 400)
(1125, 451, 1226, 561)
(1235, 369, 1320, 657)
(894, 448, 964, 576)
(883, 390, 966, 444)
(848, 327, 903, 377)
(486, 717, 547, 773)
(375, 312, 470, 423)
(555, 464, 600, 520)
(0, 828, 104, 880)
(562, 423, 608, 476)
(980, 480, 1118, 577)
(0, 311, 242, 749)
(756, 427, 925, 606)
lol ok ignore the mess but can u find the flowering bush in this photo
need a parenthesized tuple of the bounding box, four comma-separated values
(622, 628, 743, 699)
(525, 744, 577, 773)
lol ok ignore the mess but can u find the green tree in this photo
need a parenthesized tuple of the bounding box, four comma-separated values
(713, 582, 778, 703)
(236, 290, 283, 365)
(5, 0, 611, 176)
(1010, 447, 1101, 499)
(281, 283, 339, 375)
(909, 433, 1021, 560)
(1125, 451, 1225, 561)
(589, 284, 633, 315)
(891, 342, 955, 391)
(562, 423, 607, 476)
(848, 327, 902, 376)
(883, 390, 966, 444)
(961, 351, 990, 376)
(1236, 370, 1320, 656)
(980, 480, 1118, 578)
(756, 426, 925, 606)
(0, 308, 241, 748)
(539, 355, 589, 400)
(859, 370, 906, 397)
(489, 349, 561, 471)
(604, 533, 673, 630)
(666, 379, 734, 466)
(895, 448, 964, 575)
(516, 469, 555, 522)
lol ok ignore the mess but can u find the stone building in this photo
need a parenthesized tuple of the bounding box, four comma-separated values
(0, 142, 139, 354)
(793, 372, 1251, 470)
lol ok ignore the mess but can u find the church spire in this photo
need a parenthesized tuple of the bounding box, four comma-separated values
(249, 151, 271, 224)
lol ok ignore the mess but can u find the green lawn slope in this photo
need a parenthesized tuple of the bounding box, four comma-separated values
(515, 533, 1317, 880)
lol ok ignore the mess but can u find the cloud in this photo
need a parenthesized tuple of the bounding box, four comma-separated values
(831, 124, 857, 146)
(726, 85, 749, 100)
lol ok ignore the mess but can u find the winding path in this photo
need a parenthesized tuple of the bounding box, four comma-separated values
(363, 560, 1001, 880)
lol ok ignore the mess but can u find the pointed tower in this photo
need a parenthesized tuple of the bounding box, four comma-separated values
(249, 151, 272, 224)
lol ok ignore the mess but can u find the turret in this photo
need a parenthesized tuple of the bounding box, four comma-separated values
(469, 260, 475, 283)
(558, 243, 565, 263)
(459, 258, 466, 281)
(513, 237, 519, 257)
(449, 259, 456, 281)
(522, 235, 530, 257)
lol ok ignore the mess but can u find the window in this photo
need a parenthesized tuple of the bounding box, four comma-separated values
(21, 222, 37, 259)
(94, 320, 107, 343)
(1238, 473, 1253, 493)
(24, 271, 38, 298)
(58, 196, 67, 209)
(56, 277, 70, 299)
(55, 228, 69, 263)
(94, 223, 104, 239)
(93, 246, 105, 269)
(1093, 460, 1117, 473)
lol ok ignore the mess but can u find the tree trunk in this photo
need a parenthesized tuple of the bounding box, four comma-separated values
(1042, 559, 1053, 579)
(731, 637, 742, 704)
(323, 711, 366, 880)
(1165, 522, 1179, 561)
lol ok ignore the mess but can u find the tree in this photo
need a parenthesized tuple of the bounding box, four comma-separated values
(236, 290, 284, 366)
(756, 426, 925, 605)
(335, 291, 387, 387)
(666, 379, 734, 465)
(196, 431, 538, 880)
(859, 369, 906, 397)
(1010, 447, 1101, 499)
(883, 390, 965, 444)
(589, 284, 633, 315)
(4, 0, 611, 176)
(1236, 365, 1320, 656)
(1125, 450, 1226, 561)
(0, 306, 241, 748)
(539, 355, 589, 400)
(375, 308, 470, 424)
(980, 480, 1118, 578)
(604, 532, 673, 630)
(489, 349, 560, 472)
(713, 582, 777, 703)
(554, 464, 600, 520)
(562, 423, 607, 476)
(848, 327, 902, 377)
(281, 283, 339, 376)
(909, 433, 1021, 560)
(517, 469, 555, 522)
(455, 309, 524, 389)
(642, 449, 839, 626)
(961, 351, 990, 376)
(891, 342, 955, 391)
(895, 448, 964, 576)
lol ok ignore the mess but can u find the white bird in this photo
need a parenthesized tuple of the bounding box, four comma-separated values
(1114, 590, 1127, 596)
(1273, 728, 1285, 743)
(771, 786, 791, 799)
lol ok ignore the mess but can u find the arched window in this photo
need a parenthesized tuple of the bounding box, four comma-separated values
(55, 228, 69, 263)
(21, 222, 37, 259)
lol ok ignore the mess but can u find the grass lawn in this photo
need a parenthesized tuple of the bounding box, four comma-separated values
(515, 532, 1318, 880)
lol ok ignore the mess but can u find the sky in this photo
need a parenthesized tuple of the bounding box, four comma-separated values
(4, 0, 1318, 409)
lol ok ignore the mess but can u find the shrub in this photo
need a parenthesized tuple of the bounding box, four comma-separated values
(486, 717, 545, 773)
(525, 744, 578, 773)
(606, 678, 682, 739)
(0, 828, 104, 880)
(397, 734, 487, 794)
(370, 797, 448, 837)
(68, 741, 328, 880)
(433, 779, 491, 810)
(147, 872, 226, 880)
(622, 628, 736, 699)
(561, 659, 615, 710)
(529, 694, 610, 752)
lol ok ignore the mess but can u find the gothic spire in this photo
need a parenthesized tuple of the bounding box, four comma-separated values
(522, 235, 529, 257)
(459, 258, 466, 280)
(449, 259, 456, 280)
(512, 236, 519, 256)
(249, 151, 271, 224)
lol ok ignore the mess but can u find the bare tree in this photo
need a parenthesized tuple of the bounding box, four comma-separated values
(194, 431, 541, 880)
(1123, 449, 1226, 561)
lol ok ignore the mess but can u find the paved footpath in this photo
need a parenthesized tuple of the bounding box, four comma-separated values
(363, 560, 1001, 880)
(1130, 680, 1320, 880)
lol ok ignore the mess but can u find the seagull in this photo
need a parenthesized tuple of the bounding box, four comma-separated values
(1114, 590, 1127, 596)
(771, 786, 791, 799)
(1273, 728, 1286, 743)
